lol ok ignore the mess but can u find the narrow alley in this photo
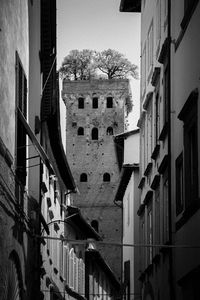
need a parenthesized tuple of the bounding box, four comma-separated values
(0, 1, 200, 300)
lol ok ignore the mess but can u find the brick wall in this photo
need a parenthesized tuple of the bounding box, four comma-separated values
(62, 79, 130, 280)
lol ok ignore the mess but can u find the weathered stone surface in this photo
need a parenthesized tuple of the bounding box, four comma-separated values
(63, 79, 130, 280)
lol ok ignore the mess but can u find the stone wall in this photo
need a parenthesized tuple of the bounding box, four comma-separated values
(62, 79, 130, 280)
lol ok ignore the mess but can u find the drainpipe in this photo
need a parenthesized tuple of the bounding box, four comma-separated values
(167, 0, 175, 299)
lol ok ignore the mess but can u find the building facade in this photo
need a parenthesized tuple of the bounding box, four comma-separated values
(114, 130, 140, 300)
(85, 248, 120, 300)
(170, 1, 200, 299)
(0, 0, 76, 299)
(62, 79, 132, 280)
(121, 0, 200, 299)
(0, 1, 29, 298)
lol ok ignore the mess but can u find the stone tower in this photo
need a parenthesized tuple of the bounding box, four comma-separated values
(62, 79, 131, 280)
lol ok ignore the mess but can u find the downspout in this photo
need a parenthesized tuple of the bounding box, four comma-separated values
(167, 0, 175, 299)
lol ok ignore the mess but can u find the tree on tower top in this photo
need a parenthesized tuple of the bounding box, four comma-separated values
(59, 49, 138, 81)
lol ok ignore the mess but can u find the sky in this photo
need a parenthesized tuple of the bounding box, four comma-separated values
(56, 0, 141, 143)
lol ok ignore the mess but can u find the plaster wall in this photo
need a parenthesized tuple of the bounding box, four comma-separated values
(0, 0, 28, 156)
(124, 132, 139, 165)
(170, 0, 200, 285)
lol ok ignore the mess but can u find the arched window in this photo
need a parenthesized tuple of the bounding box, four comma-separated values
(69, 248, 74, 288)
(106, 127, 113, 135)
(63, 245, 69, 284)
(77, 127, 84, 135)
(91, 220, 99, 233)
(92, 97, 98, 108)
(92, 127, 98, 140)
(80, 173, 87, 182)
(107, 97, 113, 108)
(78, 97, 84, 109)
(103, 173, 110, 182)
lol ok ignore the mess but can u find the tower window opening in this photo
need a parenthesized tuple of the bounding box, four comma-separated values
(103, 173, 110, 182)
(80, 173, 87, 182)
(106, 127, 113, 135)
(107, 97, 113, 108)
(93, 97, 98, 108)
(77, 127, 84, 135)
(92, 127, 98, 140)
(78, 97, 84, 109)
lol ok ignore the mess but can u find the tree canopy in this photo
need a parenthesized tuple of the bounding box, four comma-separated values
(59, 49, 138, 81)
(94, 49, 138, 80)
(59, 49, 95, 80)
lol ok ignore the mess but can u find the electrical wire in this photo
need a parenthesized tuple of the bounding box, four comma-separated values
(34, 234, 200, 249)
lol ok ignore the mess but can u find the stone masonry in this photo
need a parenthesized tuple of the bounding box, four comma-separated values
(62, 79, 131, 280)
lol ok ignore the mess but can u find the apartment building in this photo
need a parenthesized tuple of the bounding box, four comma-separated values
(170, 1, 200, 299)
(121, 0, 200, 299)
(0, 0, 76, 299)
(114, 129, 140, 300)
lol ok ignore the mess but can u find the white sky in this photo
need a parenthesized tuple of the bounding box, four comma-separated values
(56, 0, 141, 144)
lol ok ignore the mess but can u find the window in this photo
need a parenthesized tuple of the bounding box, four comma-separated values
(155, 93, 160, 143)
(63, 245, 69, 284)
(15, 53, 27, 207)
(103, 173, 110, 182)
(93, 97, 98, 108)
(107, 97, 113, 108)
(155, 187, 160, 244)
(78, 97, 84, 109)
(147, 22, 154, 74)
(140, 217, 146, 270)
(127, 193, 130, 226)
(77, 127, 84, 135)
(141, 43, 147, 94)
(124, 261, 130, 300)
(147, 101, 153, 160)
(106, 127, 113, 135)
(91, 127, 98, 140)
(80, 173, 87, 182)
(91, 220, 99, 232)
(184, 121, 198, 206)
(147, 204, 153, 264)
(163, 173, 169, 243)
(176, 153, 184, 215)
(178, 89, 198, 210)
(78, 258, 85, 294)
(59, 239, 63, 275)
(69, 248, 74, 288)
(163, 64, 169, 126)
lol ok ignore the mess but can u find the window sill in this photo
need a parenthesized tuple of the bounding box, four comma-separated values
(176, 200, 200, 231)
